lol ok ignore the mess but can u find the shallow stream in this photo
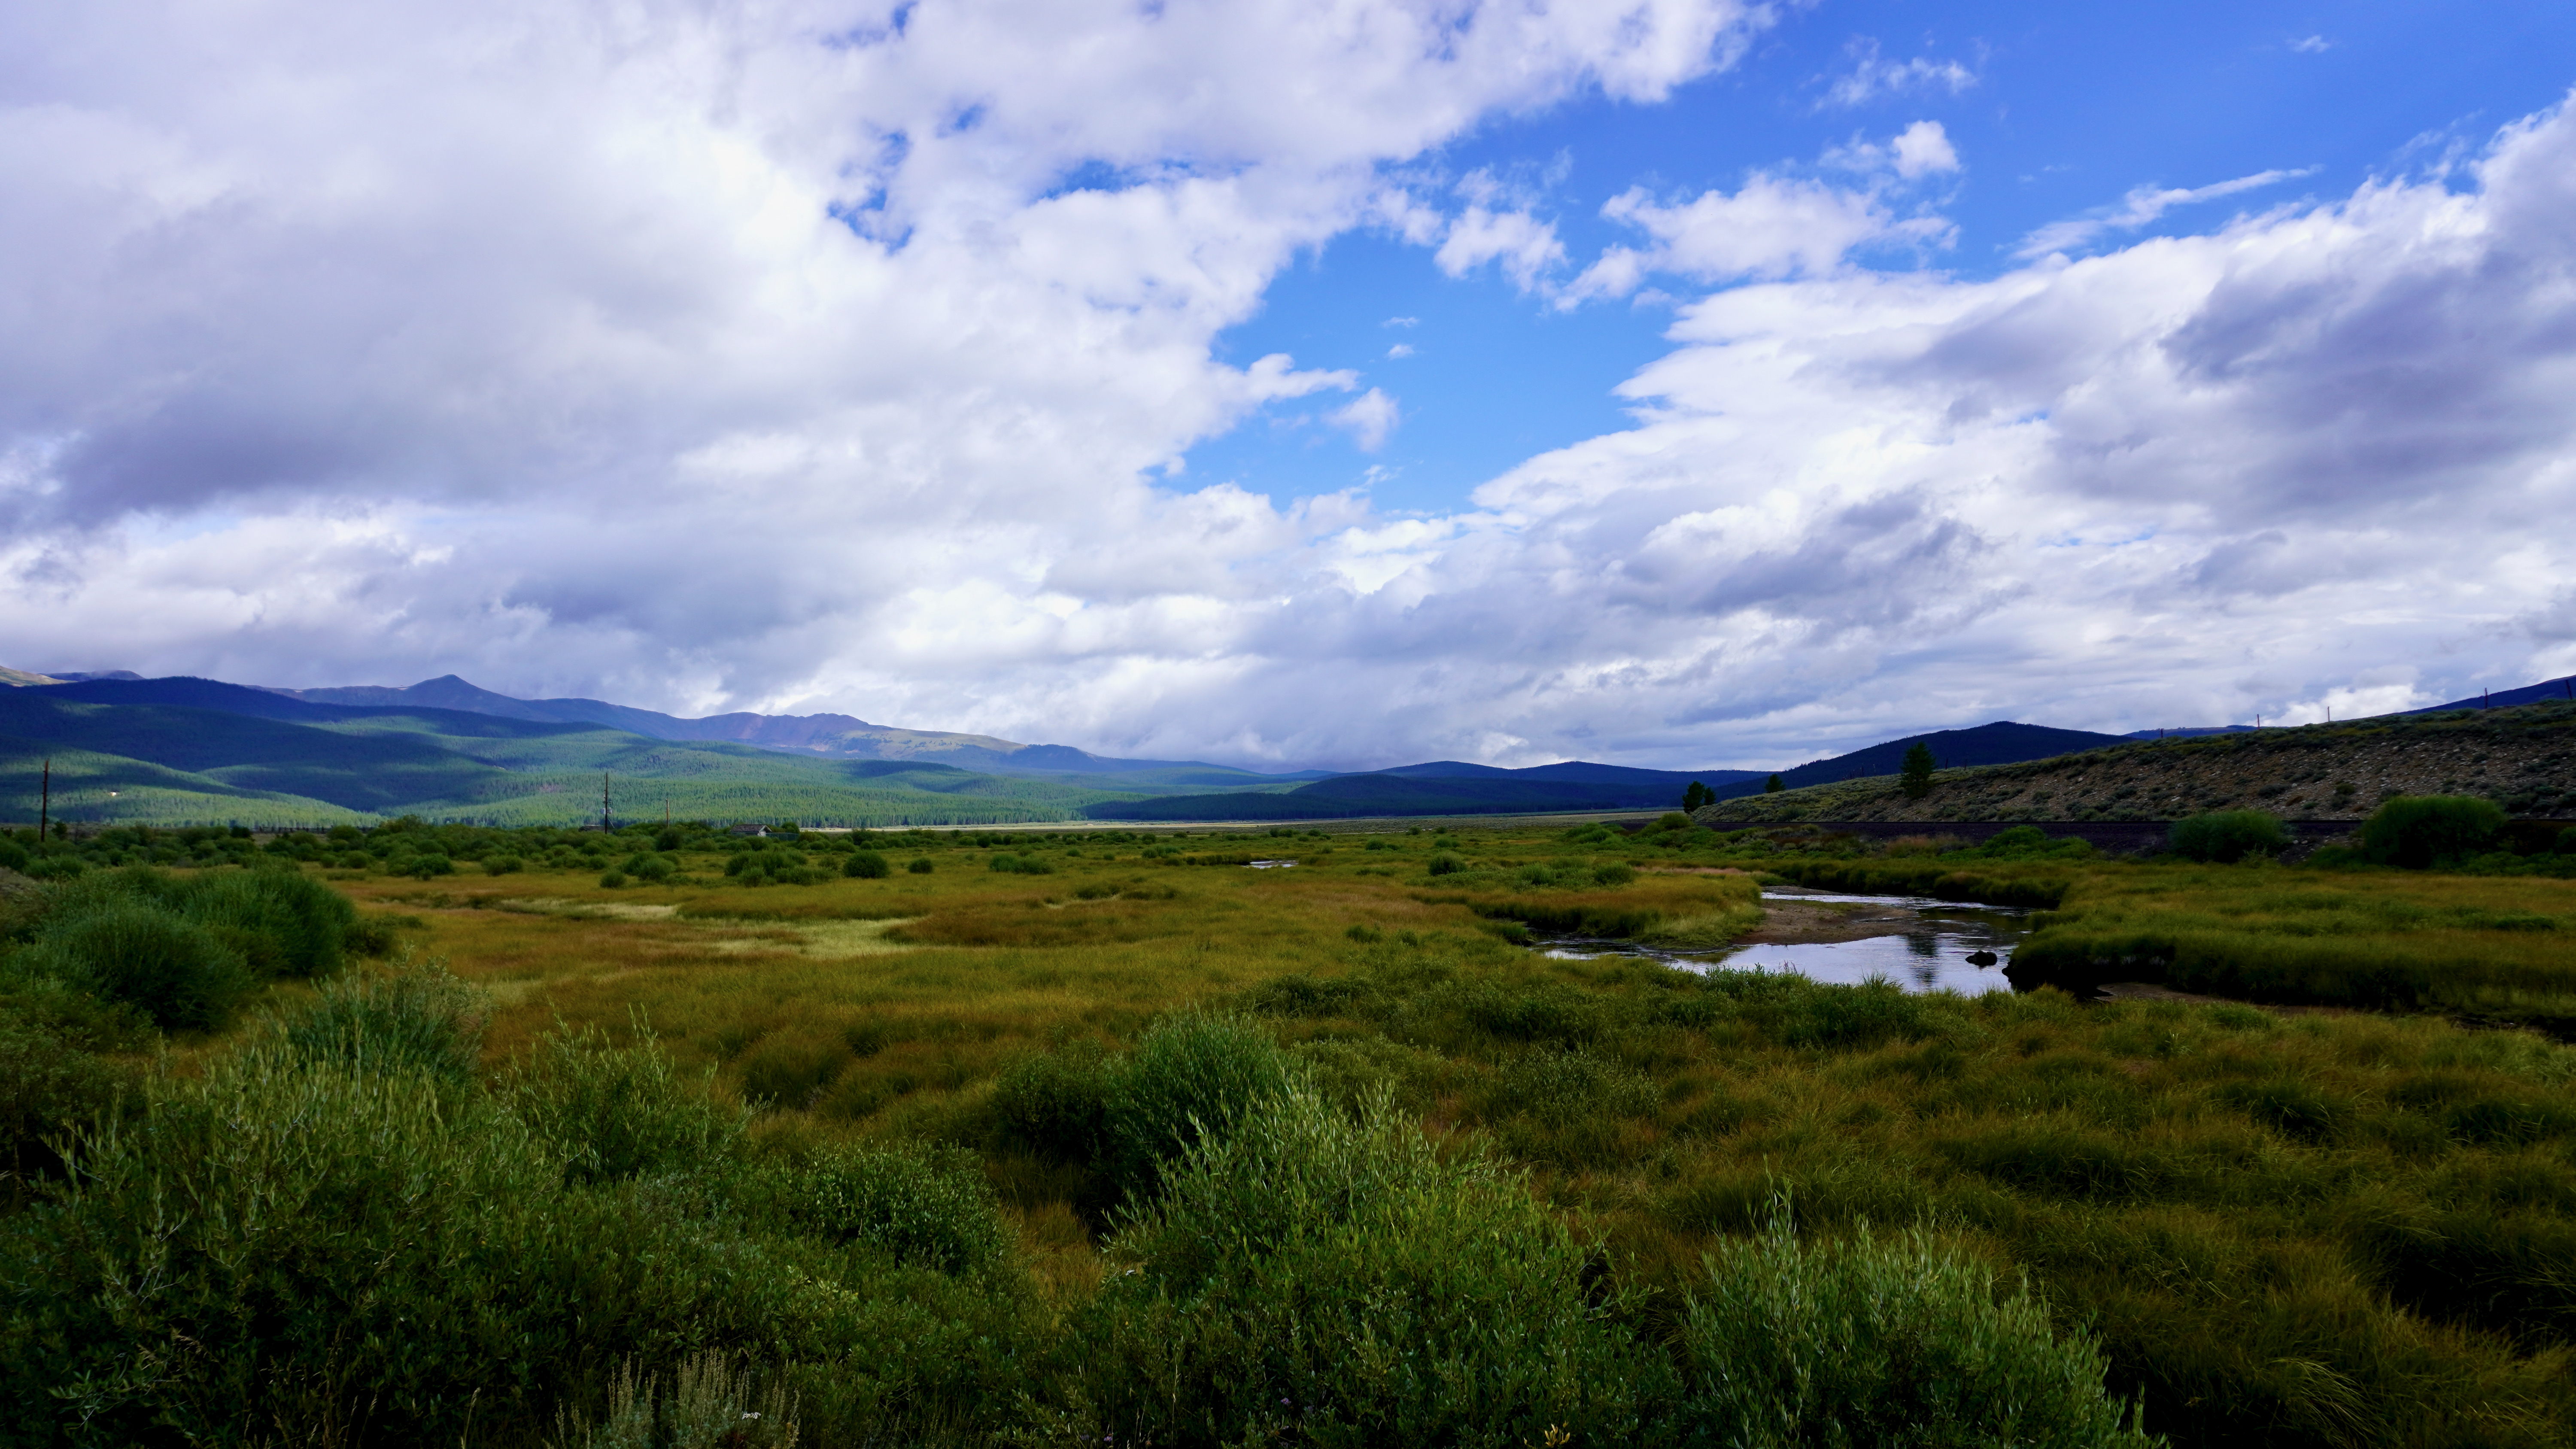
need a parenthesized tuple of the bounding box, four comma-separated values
(1537, 887, 2035, 996)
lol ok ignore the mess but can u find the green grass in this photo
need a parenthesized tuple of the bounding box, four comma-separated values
(10, 818, 2576, 1444)
(2008, 864, 2576, 1028)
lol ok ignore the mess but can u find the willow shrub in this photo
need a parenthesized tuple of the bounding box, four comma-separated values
(1057, 1084, 1671, 1447)
(2366, 796, 2509, 869)
(0, 979, 1038, 1447)
(13, 904, 254, 1031)
(1679, 1208, 2156, 1449)
(4, 866, 358, 1032)
(2166, 810, 2288, 864)
(270, 953, 489, 1085)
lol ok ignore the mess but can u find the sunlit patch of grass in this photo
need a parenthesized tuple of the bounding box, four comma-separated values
(704, 917, 918, 959)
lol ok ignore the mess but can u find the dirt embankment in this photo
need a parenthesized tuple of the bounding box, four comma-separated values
(1699, 700, 2576, 826)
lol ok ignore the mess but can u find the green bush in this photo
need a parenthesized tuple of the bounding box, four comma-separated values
(620, 853, 676, 883)
(907, 857, 935, 874)
(1428, 852, 1466, 876)
(483, 854, 525, 875)
(185, 867, 357, 979)
(1677, 1206, 2154, 1448)
(990, 1042, 1112, 1164)
(2365, 796, 2508, 869)
(1101, 1012, 1296, 1206)
(844, 850, 891, 879)
(1060, 1084, 1665, 1444)
(0, 997, 134, 1185)
(1593, 862, 1637, 886)
(2168, 810, 2289, 864)
(506, 1025, 747, 1186)
(745, 1142, 1010, 1276)
(988, 853, 1054, 875)
(598, 870, 629, 889)
(271, 957, 488, 1086)
(0, 838, 27, 874)
(19, 905, 255, 1031)
(402, 852, 456, 879)
(0, 1043, 872, 1446)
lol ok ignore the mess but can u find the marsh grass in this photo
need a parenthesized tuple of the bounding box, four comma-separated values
(2012, 865, 2576, 1027)
(15, 824, 2576, 1445)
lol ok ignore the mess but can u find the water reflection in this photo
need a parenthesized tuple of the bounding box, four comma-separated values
(1537, 887, 2033, 996)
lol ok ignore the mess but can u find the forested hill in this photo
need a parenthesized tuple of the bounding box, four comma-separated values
(1710, 721, 2133, 802)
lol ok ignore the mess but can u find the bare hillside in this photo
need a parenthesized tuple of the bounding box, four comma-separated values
(1698, 699, 2576, 825)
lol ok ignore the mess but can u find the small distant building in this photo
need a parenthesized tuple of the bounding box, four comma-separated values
(729, 823, 769, 837)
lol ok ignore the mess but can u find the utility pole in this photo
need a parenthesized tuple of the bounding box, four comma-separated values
(37, 758, 49, 841)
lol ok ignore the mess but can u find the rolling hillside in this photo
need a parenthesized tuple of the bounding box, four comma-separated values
(1698, 698, 2576, 826)
(281, 673, 1327, 785)
(1085, 761, 1760, 821)
(0, 682, 1142, 827)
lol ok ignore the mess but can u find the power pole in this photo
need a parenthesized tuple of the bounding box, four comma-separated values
(37, 758, 49, 841)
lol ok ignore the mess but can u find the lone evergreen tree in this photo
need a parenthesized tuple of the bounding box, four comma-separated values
(1763, 773, 1784, 794)
(1900, 741, 1938, 800)
(1681, 780, 1712, 811)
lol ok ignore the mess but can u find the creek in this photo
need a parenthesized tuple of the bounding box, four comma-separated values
(1538, 886, 2035, 995)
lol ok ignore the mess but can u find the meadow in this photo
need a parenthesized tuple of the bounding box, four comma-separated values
(5, 814, 2576, 1446)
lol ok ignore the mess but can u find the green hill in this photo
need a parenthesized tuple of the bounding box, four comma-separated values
(0, 691, 1143, 827)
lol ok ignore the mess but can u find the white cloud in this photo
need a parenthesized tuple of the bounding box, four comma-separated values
(1437, 94, 2576, 764)
(1822, 39, 1977, 108)
(1567, 164, 1947, 301)
(1826, 119, 1959, 179)
(1330, 389, 1400, 452)
(1386, 343, 1416, 358)
(0, 0, 1767, 741)
(1891, 120, 1961, 178)
(4, 3, 2573, 774)
(2290, 35, 2333, 55)
(2018, 167, 2317, 257)
(1434, 204, 1568, 292)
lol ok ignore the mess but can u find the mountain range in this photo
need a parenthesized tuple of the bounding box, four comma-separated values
(6, 667, 2568, 827)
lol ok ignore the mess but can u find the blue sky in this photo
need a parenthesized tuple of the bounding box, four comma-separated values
(1190, 0, 2576, 514)
(6, 0, 2576, 769)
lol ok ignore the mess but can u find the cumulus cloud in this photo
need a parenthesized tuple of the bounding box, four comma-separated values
(3, 3, 2573, 773)
(1825, 119, 1959, 179)
(1567, 168, 1947, 302)
(1433, 188, 1569, 292)
(0, 0, 1764, 732)
(1437, 95, 2576, 764)
(1330, 389, 1401, 451)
